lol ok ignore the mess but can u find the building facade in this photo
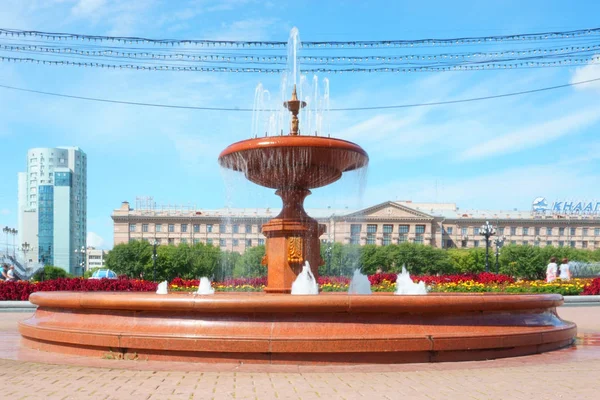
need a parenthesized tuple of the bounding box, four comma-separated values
(86, 247, 107, 270)
(18, 147, 87, 275)
(113, 200, 600, 252)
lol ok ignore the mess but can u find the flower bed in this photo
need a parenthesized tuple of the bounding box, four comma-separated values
(1, 275, 598, 301)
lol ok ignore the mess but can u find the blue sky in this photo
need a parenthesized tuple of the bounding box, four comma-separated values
(1, 0, 600, 249)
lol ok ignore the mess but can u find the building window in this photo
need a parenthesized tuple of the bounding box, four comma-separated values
(474, 240, 479, 248)
(193, 239, 200, 245)
(350, 224, 361, 245)
(156, 224, 162, 233)
(258, 238, 265, 246)
(382, 224, 392, 246)
(534, 241, 540, 247)
(595, 228, 600, 236)
(570, 241, 576, 248)
(558, 241, 564, 247)
(461, 227, 468, 236)
(510, 227, 517, 235)
(129, 224, 136, 232)
(415, 225, 425, 244)
(207, 224, 213, 233)
(168, 238, 175, 245)
(207, 238, 213, 245)
(245, 224, 252, 233)
(194, 224, 200, 233)
(583, 241, 588, 248)
(523, 227, 529, 236)
(168, 224, 174, 233)
(181, 238, 188, 244)
(547, 227, 552, 236)
(535, 227, 540, 236)
(233, 239, 239, 246)
(220, 239, 226, 247)
(233, 224, 239, 234)
(570, 228, 576, 236)
(155, 238, 162, 244)
(181, 224, 188, 233)
(583, 228, 588, 236)
(246, 239, 252, 247)
(399, 225, 409, 234)
(142, 224, 149, 233)
(461, 240, 467, 248)
(523, 241, 528, 246)
(366, 224, 377, 245)
(446, 239, 453, 248)
(473, 227, 480, 235)
(446, 227, 453, 235)
(558, 227, 565, 236)
(219, 224, 226, 233)
(546, 241, 552, 246)
(498, 227, 504, 235)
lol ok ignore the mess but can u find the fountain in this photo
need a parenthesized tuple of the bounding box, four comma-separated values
(18, 28, 576, 365)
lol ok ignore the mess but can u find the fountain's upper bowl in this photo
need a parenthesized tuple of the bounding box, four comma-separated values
(218, 135, 368, 189)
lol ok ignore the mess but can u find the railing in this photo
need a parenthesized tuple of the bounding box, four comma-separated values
(0, 252, 44, 281)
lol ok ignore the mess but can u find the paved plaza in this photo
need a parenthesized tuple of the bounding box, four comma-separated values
(0, 306, 599, 400)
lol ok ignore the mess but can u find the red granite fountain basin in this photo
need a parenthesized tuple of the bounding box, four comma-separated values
(218, 136, 369, 189)
(19, 291, 576, 364)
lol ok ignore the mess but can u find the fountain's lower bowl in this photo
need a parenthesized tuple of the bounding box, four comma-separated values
(218, 136, 368, 189)
(20, 292, 576, 364)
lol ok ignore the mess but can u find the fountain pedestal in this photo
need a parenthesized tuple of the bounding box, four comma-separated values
(262, 189, 325, 293)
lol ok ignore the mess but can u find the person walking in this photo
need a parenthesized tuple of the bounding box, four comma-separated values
(6, 265, 16, 281)
(546, 257, 558, 283)
(558, 258, 571, 281)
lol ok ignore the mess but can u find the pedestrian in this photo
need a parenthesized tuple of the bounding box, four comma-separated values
(546, 257, 558, 283)
(558, 258, 571, 281)
(6, 265, 16, 281)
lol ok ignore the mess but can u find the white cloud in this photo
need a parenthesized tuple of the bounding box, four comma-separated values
(71, 0, 107, 17)
(87, 231, 107, 249)
(458, 106, 600, 161)
(570, 60, 600, 91)
(0, 209, 10, 216)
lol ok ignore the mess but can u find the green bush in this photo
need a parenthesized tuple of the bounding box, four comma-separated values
(33, 265, 70, 281)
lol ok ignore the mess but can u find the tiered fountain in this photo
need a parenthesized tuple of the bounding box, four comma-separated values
(19, 29, 576, 364)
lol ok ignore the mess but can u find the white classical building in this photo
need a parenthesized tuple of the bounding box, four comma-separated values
(113, 199, 600, 252)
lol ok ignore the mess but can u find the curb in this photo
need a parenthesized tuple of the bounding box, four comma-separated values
(563, 295, 600, 303)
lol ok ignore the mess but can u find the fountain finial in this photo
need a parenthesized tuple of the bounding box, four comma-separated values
(283, 84, 306, 136)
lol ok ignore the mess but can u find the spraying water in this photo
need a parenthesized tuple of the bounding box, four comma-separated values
(348, 269, 372, 295)
(156, 280, 169, 295)
(196, 277, 215, 295)
(394, 265, 428, 295)
(291, 261, 319, 295)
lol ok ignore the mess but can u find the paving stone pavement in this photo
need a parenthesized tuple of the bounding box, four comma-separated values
(0, 306, 598, 400)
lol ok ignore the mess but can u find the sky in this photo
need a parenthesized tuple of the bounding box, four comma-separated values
(1, 0, 600, 250)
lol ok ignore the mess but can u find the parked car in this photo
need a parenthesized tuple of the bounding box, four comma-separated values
(88, 269, 118, 280)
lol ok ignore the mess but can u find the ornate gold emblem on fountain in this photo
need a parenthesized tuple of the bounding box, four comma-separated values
(283, 84, 306, 135)
(287, 237, 304, 264)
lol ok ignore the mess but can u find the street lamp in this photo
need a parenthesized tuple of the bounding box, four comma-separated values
(479, 221, 496, 273)
(21, 242, 30, 273)
(10, 228, 17, 258)
(493, 235, 506, 274)
(152, 240, 159, 282)
(2, 226, 9, 255)
(74, 246, 86, 276)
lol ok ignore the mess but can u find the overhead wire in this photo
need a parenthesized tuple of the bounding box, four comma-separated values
(1, 75, 599, 112)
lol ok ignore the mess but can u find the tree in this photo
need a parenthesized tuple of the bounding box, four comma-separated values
(233, 245, 265, 278)
(105, 240, 152, 278)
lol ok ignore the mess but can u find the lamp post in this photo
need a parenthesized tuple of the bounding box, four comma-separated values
(152, 240, 159, 282)
(493, 235, 506, 274)
(2, 226, 9, 255)
(479, 221, 496, 273)
(74, 246, 86, 276)
(10, 228, 17, 258)
(21, 242, 30, 272)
